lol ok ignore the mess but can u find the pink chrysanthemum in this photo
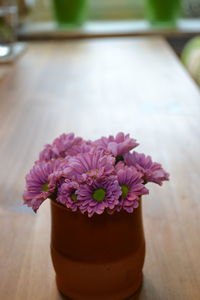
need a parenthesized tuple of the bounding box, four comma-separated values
(116, 166, 149, 213)
(64, 150, 115, 183)
(23, 160, 62, 212)
(48, 157, 70, 183)
(94, 132, 138, 159)
(38, 133, 92, 162)
(23, 132, 169, 216)
(57, 180, 79, 212)
(77, 176, 122, 217)
(124, 152, 169, 185)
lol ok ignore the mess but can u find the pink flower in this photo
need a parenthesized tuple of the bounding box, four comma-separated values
(124, 152, 169, 185)
(38, 133, 92, 162)
(116, 166, 148, 213)
(95, 132, 138, 158)
(63, 150, 115, 183)
(57, 180, 79, 212)
(23, 160, 62, 212)
(77, 176, 122, 217)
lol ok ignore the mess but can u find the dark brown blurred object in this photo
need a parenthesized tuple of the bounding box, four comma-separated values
(17, 0, 28, 17)
(0, 0, 28, 17)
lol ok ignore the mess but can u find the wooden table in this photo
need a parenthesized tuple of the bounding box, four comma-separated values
(0, 38, 200, 300)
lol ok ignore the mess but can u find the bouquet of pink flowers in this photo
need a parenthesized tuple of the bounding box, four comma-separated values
(23, 133, 169, 217)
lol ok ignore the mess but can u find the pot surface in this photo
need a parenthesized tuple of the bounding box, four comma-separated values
(50, 200, 145, 300)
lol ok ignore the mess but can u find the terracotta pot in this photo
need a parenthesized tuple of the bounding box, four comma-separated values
(50, 200, 145, 300)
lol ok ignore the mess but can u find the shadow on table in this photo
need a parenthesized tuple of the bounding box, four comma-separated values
(56, 276, 159, 300)
(127, 276, 159, 300)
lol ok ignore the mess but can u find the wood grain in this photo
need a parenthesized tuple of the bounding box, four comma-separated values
(0, 38, 200, 300)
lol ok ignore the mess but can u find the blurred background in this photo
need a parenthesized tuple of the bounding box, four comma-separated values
(18, 0, 200, 22)
(1, 0, 200, 84)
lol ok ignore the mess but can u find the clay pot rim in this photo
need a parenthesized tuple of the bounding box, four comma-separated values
(50, 198, 72, 212)
(50, 198, 142, 219)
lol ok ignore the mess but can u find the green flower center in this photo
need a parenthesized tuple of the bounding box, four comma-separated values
(41, 183, 49, 192)
(92, 188, 106, 202)
(115, 155, 124, 164)
(121, 185, 129, 199)
(71, 193, 77, 202)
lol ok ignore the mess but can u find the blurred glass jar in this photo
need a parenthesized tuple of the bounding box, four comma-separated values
(0, 0, 18, 58)
(145, 0, 181, 28)
(182, 36, 200, 86)
(52, 0, 88, 28)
